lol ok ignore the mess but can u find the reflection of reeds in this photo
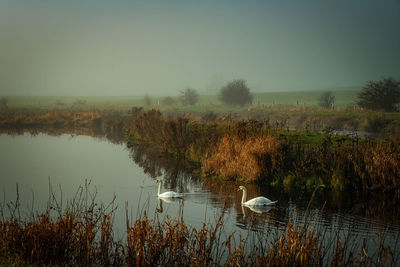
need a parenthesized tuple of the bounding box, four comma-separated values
(0, 183, 397, 266)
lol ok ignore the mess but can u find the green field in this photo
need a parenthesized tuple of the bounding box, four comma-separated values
(3, 88, 361, 112)
(252, 88, 360, 107)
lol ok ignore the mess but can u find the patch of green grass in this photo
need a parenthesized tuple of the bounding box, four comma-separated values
(3, 87, 361, 110)
(252, 87, 360, 107)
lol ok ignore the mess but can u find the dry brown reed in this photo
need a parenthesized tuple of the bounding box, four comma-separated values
(0, 181, 123, 266)
(262, 221, 321, 266)
(203, 135, 282, 181)
(0, 184, 397, 266)
(0, 111, 102, 128)
(125, 210, 225, 266)
(352, 140, 400, 191)
(3, 108, 400, 193)
(127, 109, 400, 193)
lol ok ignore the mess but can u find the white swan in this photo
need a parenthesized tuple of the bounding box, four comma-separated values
(156, 179, 184, 198)
(237, 185, 277, 206)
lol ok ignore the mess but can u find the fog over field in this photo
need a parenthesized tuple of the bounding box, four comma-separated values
(0, 0, 399, 96)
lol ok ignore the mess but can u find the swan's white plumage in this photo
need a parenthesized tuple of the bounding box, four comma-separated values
(238, 186, 277, 206)
(157, 179, 184, 198)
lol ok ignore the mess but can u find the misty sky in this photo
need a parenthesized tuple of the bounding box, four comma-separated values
(0, 0, 399, 96)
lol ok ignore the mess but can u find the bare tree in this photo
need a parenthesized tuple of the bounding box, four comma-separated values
(357, 77, 400, 112)
(180, 88, 199, 106)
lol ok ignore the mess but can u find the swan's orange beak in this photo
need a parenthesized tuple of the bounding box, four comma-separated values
(236, 188, 240, 192)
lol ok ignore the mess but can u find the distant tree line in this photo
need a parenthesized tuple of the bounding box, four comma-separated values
(141, 77, 400, 112)
(142, 79, 253, 108)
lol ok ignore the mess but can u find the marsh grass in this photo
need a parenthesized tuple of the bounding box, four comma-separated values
(203, 135, 282, 181)
(0, 110, 102, 128)
(0, 182, 398, 266)
(0, 181, 123, 266)
(127, 110, 400, 194)
(2, 108, 400, 192)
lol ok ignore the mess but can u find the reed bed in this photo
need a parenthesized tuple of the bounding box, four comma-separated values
(127, 109, 400, 194)
(0, 109, 133, 136)
(1, 107, 400, 192)
(203, 135, 282, 181)
(0, 183, 398, 266)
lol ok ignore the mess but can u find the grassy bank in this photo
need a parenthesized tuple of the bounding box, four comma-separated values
(2, 89, 360, 110)
(3, 92, 400, 134)
(127, 109, 400, 194)
(0, 184, 397, 266)
(1, 107, 399, 193)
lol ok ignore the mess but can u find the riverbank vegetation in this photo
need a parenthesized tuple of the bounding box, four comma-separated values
(1, 105, 400, 194)
(0, 89, 360, 110)
(0, 185, 397, 266)
(127, 108, 400, 194)
(2, 91, 400, 135)
(1, 98, 400, 265)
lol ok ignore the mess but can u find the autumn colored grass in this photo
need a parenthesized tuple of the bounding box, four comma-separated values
(1, 107, 400, 193)
(126, 109, 400, 195)
(203, 135, 282, 181)
(0, 183, 397, 266)
(0, 181, 123, 266)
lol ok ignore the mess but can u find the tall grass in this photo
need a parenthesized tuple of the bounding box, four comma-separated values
(0, 181, 123, 266)
(203, 135, 282, 181)
(0, 183, 397, 266)
(1, 107, 400, 193)
(127, 109, 400, 194)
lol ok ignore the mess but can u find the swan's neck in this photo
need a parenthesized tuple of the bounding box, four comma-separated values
(241, 189, 247, 204)
(158, 181, 162, 196)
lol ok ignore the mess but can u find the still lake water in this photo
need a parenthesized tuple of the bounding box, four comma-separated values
(1, 133, 400, 258)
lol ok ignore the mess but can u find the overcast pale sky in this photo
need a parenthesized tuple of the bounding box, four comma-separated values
(0, 0, 399, 96)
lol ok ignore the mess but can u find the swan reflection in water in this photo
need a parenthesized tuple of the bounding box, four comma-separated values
(156, 196, 184, 214)
(236, 204, 277, 231)
(242, 204, 273, 217)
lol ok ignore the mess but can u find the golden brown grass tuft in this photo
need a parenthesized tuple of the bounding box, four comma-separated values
(203, 135, 282, 181)
(0, 182, 122, 266)
(354, 141, 400, 190)
(125, 204, 225, 266)
(262, 221, 321, 266)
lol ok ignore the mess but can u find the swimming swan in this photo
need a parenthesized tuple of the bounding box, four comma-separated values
(156, 179, 184, 198)
(237, 185, 277, 206)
